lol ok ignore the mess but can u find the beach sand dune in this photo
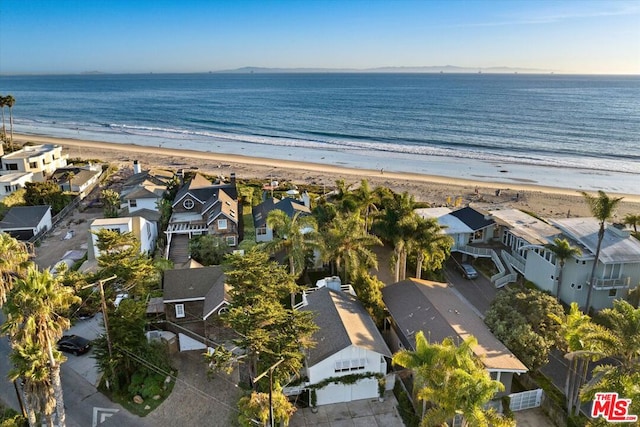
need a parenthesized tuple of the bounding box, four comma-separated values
(14, 134, 640, 220)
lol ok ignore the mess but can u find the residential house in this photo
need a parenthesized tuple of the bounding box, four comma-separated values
(0, 144, 68, 181)
(382, 279, 527, 396)
(119, 162, 174, 214)
(299, 287, 392, 406)
(51, 165, 102, 197)
(550, 217, 640, 311)
(89, 216, 158, 259)
(0, 172, 33, 200)
(0, 205, 52, 240)
(489, 209, 640, 310)
(252, 196, 311, 243)
(416, 206, 497, 250)
(165, 173, 240, 262)
(162, 265, 231, 351)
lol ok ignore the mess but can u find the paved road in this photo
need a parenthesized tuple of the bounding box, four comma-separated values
(444, 259, 497, 316)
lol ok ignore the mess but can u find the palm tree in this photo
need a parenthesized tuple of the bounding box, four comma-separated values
(374, 191, 417, 281)
(0, 95, 7, 139)
(0, 232, 31, 306)
(581, 191, 623, 312)
(9, 340, 58, 426)
(623, 213, 640, 233)
(353, 179, 379, 232)
(261, 210, 320, 279)
(66, 171, 75, 193)
(545, 238, 582, 300)
(2, 266, 80, 427)
(412, 216, 452, 280)
(392, 332, 510, 426)
(324, 213, 382, 283)
(5, 95, 15, 146)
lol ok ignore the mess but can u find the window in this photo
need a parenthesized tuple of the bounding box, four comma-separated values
(256, 227, 267, 236)
(218, 219, 228, 230)
(183, 199, 194, 210)
(5, 163, 18, 171)
(334, 358, 366, 373)
(129, 200, 137, 208)
(609, 289, 617, 297)
(29, 161, 38, 169)
(4, 185, 11, 193)
(175, 304, 185, 319)
(107, 228, 121, 234)
(226, 236, 236, 247)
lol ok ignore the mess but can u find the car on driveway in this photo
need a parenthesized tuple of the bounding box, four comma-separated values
(57, 335, 92, 355)
(459, 263, 479, 279)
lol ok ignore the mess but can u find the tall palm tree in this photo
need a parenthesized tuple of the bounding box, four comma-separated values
(261, 209, 320, 278)
(353, 179, 379, 232)
(0, 95, 7, 139)
(374, 191, 417, 282)
(2, 266, 80, 427)
(623, 213, 640, 233)
(9, 340, 58, 426)
(0, 232, 31, 306)
(581, 191, 623, 313)
(324, 213, 382, 283)
(545, 238, 582, 300)
(412, 216, 452, 280)
(5, 95, 15, 146)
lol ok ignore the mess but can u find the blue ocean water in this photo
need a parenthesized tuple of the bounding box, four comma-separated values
(1, 73, 639, 186)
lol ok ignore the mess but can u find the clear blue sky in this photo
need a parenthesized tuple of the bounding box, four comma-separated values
(1, 0, 638, 74)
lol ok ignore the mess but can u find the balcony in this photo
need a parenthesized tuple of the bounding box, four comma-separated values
(588, 276, 631, 290)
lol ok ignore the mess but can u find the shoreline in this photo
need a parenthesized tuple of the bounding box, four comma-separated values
(11, 133, 640, 220)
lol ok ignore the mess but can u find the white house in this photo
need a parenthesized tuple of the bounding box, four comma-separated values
(51, 165, 102, 197)
(0, 172, 33, 200)
(299, 287, 392, 406)
(89, 216, 157, 259)
(0, 205, 52, 240)
(123, 184, 165, 213)
(0, 144, 68, 181)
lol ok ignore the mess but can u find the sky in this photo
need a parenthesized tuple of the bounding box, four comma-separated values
(0, 0, 638, 74)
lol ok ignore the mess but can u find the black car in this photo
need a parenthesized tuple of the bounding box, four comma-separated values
(57, 335, 92, 355)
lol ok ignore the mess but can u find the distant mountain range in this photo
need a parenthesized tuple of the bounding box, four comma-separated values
(218, 65, 554, 74)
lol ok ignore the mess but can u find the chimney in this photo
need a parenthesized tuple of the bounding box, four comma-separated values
(230, 172, 236, 184)
(133, 160, 141, 174)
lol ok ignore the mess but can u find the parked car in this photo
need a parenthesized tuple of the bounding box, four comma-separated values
(459, 263, 479, 279)
(57, 335, 92, 355)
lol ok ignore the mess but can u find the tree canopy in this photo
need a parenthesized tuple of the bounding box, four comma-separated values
(485, 287, 565, 370)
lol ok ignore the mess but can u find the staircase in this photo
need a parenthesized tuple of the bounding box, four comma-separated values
(169, 235, 190, 264)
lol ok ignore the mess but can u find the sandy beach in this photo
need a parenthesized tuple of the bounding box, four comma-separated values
(13, 133, 640, 220)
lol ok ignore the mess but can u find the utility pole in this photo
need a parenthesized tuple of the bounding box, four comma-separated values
(253, 358, 285, 427)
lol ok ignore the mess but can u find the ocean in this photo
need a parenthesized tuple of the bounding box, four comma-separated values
(1, 73, 639, 193)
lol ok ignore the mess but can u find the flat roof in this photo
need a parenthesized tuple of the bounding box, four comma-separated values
(0, 172, 32, 183)
(490, 209, 560, 246)
(2, 144, 61, 160)
(91, 217, 133, 226)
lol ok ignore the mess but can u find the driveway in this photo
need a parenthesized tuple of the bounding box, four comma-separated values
(290, 393, 403, 427)
(63, 314, 104, 386)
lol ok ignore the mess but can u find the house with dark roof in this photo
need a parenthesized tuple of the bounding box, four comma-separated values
(0, 205, 52, 240)
(252, 196, 311, 242)
(382, 279, 527, 396)
(51, 165, 102, 197)
(165, 173, 241, 261)
(298, 287, 392, 406)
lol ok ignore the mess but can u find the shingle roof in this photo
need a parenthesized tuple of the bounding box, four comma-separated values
(382, 279, 527, 372)
(252, 197, 310, 228)
(0, 205, 51, 229)
(449, 207, 495, 231)
(163, 265, 225, 302)
(302, 288, 391, 367)
(123, 185, 165, 200)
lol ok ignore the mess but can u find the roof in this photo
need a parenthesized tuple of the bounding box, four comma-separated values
(122, 168, 175, 188)
(0, 205, 51, 230)
(177, 259, 205, 269)
(382, 279, 527, 373)
(123, 185, 165, 200)
(302, 288, 391, 367)
(91, 217, 133, 227)
(2, 144, 61, 160)
(552, 217, 640, 264)
(206, 189, 238, 225)
(173, 173, 238, 208)
(129, 208, 161, 223)
(0, 172, 33, 183)
(163, 265, 226, 302)
(449, 207, 495, 231)
(489, 209, 560, 246)
(51, 167, 100, 187)
(416, 207, 473, 235)
(252, 197, 311, 228)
